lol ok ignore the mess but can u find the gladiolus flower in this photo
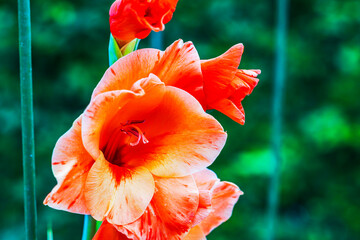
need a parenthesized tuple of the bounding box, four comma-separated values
(95, 39, 259, 125)
(110, 0, 179, 43)
(44, 71, 227, 234)
(93, 169, 242, 239)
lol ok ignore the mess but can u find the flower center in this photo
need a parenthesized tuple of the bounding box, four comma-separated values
(102, 120, 148, 166)
(120, 120, 149, 146)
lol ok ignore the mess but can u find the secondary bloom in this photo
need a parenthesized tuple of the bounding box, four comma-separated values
(201, 46, 260, 125)
(110, 0, 179, 43)
(93, 169, 242, 239)
(95, 39, 259, 125)
(44, 72, 226, 232)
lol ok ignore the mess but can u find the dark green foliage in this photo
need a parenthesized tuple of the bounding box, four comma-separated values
(1, 0, 360, 239)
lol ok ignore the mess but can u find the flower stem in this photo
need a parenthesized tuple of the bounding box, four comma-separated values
(81, 216, 97, 240)
(18, 0, 37, 238)
(267, 0, 288, 239)
(47, 222, 53, 240)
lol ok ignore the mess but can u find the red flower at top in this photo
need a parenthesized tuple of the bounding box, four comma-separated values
(110, 0, 179, 42)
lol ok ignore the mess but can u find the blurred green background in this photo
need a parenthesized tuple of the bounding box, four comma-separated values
(1, 0, 360, 239)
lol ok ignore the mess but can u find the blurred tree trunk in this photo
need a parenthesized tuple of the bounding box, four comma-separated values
(151, 31, 163, 50)
(267, 0, 289, 239)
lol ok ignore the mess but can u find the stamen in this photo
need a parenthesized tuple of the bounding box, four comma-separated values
(122, 120, 145, 125)
(102, 120, 148, 165)
(121, 122, 149, 147)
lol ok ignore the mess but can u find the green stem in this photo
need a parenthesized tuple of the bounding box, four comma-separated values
(267, 0, 288, 239)
(81, 215, 97, 240)
(47, 222, 53, 240)
(18, 0, 37, 239)
(96, 221, 103, 231)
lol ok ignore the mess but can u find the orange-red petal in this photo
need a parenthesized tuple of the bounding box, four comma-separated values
(84, 153, 154, 225)
(110, 0, 179, 41)
(193, 168, 220, 192)
(93, 221, 130, 240)
(43, 116, 93, 214)
(152, 40, 205, 107)
(82, 75, 165, 161)
(232, 69, 260, 101)
(117, 175, 199, 239)
(191, 189, 212, 228)
(201, 44, 244, 104)
(151, 176, 199, 232)
(134, 0, 179, 32)
(82, 90, 138, 160)
(191, 169, 220, 226)
(210, 98, 246, 125)
(183, 226, 207, 240)
(124, 86, 227, 177)
(93, 39, 206, 109)
(201, 44, 260, 124)
(91, 48, 161, 99)
(199, 181, 243, 235)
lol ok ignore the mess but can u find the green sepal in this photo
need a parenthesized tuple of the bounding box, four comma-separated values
(108, 34, 123, 66)
(121, 38, 141, 56)
(108, 34, 141, 66)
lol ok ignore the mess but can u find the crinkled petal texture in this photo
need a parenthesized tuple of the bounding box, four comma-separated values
(95, 39, 259, 125)
(61, 74, 224, 225)
(201, 44, 260, 124)
(43, 116, 94, 214)
(92, 48, 161, 99)
(190, 170, 218, 227)
(44, 38, 257, 238)
(151, 40, 204, 104)
(84, 153, 155, 225)
(110, 175, 200, 239)
(200, 181, 242, 235)
(121, 86, 226, 177)
(88, 73, 226, 179)
(95, 170, 242, 240)
(189, 169, 243, 237)
(45, 72, 226, 230)
(92, 39, 204, 105)
(183, 226, 206, 240)
(110, 0, 179, 41)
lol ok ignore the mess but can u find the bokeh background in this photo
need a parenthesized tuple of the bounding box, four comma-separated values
(1, 0, 360, 239)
